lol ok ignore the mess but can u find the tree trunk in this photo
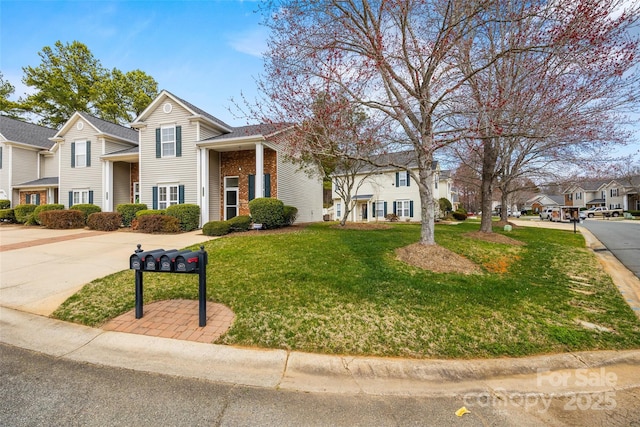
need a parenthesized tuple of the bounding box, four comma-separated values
(480, 138, 499, 233)
(417, 155, 436, 245)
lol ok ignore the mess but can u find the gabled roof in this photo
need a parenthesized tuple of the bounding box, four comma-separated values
(131, 90, 232, 132)
(0, 116, 56, 150)
(52, 111, 138, 144)
(76, 112, 138, 143)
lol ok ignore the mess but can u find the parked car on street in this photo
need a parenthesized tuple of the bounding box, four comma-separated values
(540, 208, 554, 220)
(585, 206, 623, 218)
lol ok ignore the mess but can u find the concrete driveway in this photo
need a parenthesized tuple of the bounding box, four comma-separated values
(0, 225, 214, 316)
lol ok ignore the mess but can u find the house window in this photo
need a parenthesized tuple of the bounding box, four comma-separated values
(610, 188, 619, 197)
(73, 190, 89, 205)
(133, 182, 140, 203)
(576, 192, 582, 200)
(26, 194, 38, 205)
(158, 185, 179, 209)
(161, 126, 176, 157)
(376, 200, 385, 217)
(398, 173, 407, 187)
(75, 141, 87, 167)
(397, 200, 411, 218)
(336, 202, 341, 219)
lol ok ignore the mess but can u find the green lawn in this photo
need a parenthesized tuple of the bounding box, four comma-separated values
(52, 222, 640, 359)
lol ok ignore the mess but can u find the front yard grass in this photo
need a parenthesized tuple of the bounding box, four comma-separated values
(52, 222, 640, 359)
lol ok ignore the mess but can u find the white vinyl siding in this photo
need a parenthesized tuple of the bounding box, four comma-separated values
(59, 124, 101, 209)
(208, 150, 221, 221)
(139, 98, 199, 208)
(277, 154, 323, 223)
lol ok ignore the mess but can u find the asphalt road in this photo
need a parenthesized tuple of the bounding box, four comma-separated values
(582, 220, 640, 278)
(3, 343, 640, 427)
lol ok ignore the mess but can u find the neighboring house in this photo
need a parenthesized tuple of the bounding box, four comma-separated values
(563, 180, 610, 209)
(0, 116, 58, 207)
(130, 90, 323, 224)
(563, 178, 638, 211)
(331, 151, 453, 222)
(51, 111, 139, 210)
(525, 194, 565, 213)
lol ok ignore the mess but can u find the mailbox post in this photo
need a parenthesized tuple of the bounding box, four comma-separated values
(129, 244, 209, 326)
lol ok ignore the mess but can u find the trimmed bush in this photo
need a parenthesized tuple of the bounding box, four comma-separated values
(203, 221, 231, 236)
(137, 214, 180, 234)
(70, 204, 101, 223)
(14, 204, 37, 223)
(0, 199, 10, 209)
(439, 198, 452, 213)
(0, 209, 16, 222)
(249, 198, 285, 229)
(283, 206, 298, 226)
(227, 215, 252, 232)
(166, 204, 200, 232)
(34, 204, 65, 224)
(452, 211, 468, 221)
(116, 203, 147, 227)
(87, 212, 122, 231)
(136, 209, 165, 218)
(39, 210, 85, 229)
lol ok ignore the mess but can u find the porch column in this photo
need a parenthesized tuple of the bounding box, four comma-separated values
(104, 161, 114, 212)
(255, 142, 264, 198)
(199, 147, 210, 225)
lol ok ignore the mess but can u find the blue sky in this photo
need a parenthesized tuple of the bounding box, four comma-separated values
(1, 0, 267, 126)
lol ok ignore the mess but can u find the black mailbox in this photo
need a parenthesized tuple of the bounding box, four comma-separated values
(159, 249, 190, 272)
(174, 251, 201, 273)
(130, 244, 208, 326)
(130, 248, 165, 270)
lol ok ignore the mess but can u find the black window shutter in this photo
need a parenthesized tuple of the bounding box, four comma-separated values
(264, 174, 271, 198)
(372, 202, 376, 217)
(152, 186, 158, 209)
(248, 175, 255, 201)
(155, 128, 161, 158)
(0, 146, 3, 169)
(406, 171, 410, 186)
(69, 191, 73, 207)
(71, 142, 75, 168)
(86, 141, 91, 167)
(410, 200, 414, 217)
(178, 185, 185, 204)
(395, 172, 399, 187)
(384, 202, 388, 216)
(176, 126, 182, 157)
(393, 201, 397, 215)
(89, 190, 94, 204)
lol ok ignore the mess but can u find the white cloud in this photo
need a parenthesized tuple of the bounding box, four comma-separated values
(227, 27, 269, 58)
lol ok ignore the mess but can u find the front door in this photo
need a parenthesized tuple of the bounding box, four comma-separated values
(224, 177, 239, 220)
(361, 203, 368, 220)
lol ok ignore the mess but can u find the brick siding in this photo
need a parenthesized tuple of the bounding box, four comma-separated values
(219, 148, 277, 217)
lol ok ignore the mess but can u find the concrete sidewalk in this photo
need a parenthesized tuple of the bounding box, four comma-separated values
(1, 224, 639, 398)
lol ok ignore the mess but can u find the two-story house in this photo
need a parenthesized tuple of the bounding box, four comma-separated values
(0, 116, 58, 206)
(563, 179, 631, 211)
(50, 111, 139, 210)
(331, 151, 452, 222)
(130, 90, 323, 224)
